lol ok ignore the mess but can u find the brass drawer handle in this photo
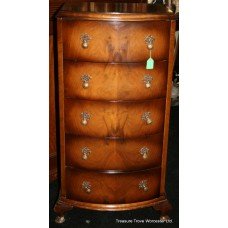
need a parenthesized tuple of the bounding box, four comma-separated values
(140, 147, 150, 159)
(143, 75, 153, 88)
(82, 147, 91, 160)
(81, 112, 90, 126)
(142, 112, 152, 125)
(145, 35, 155, 50)
(82, 181, 91, 193)
(139, 180, 148, 192)
(81, 74, 91, 89)
(80, 33, 91, 49)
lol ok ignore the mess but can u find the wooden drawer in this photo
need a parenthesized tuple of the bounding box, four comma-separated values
(65, 133, 163, 171)
(64, 99, 165, 138)
(65, 168, 161, 204)
(62, 20, 170, 62)
(64, 61, 168, 100)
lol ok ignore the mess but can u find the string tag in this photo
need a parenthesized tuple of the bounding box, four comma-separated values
(146, 50, 154, 70)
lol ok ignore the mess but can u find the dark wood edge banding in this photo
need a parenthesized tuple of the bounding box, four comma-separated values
(57, 17, 66, 196)
(63, 59, 169, 64)
(57, 195, 167, 211)
(65, 165, 161, 174)
(57, 13, 176, 21)
(64, 97, 166, 103)
(65, 131, 163, 140)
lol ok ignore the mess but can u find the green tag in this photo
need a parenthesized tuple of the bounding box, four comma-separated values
(146, 57, 154, 70)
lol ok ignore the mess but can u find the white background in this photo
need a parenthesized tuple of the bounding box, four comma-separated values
(0, 0, 228, 227)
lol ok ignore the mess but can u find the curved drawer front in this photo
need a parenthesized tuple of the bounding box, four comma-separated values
(64, 99, 165, 138)
(66, 168, 161, 204)
(62, 20, 170, 62)
(65, 133, 163, 171)
(64, 61, 168, 100)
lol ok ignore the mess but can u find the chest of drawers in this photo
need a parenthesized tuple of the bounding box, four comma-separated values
(54, 0, 176, 223)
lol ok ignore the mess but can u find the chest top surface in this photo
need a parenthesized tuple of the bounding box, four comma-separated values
(57, 0, 176, 21)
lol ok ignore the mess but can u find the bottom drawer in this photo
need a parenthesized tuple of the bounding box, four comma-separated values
(65, 168, 161, 204)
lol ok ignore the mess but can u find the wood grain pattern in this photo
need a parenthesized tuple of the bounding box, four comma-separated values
(160, 20, 176, 194)
(50, 0, 66, 20)
(56, 195, 167, 211)
(49, 0, 66, 35)
(58, 1, 176, 21)
(57, 17, 67, 196)
(62, 20, 170, 62)
(65, 133, 163, 171)
(49, 35, 57, 182)
(49, 155, 58, 182)
(64, 99, 165, 138)
(64, 61, 168, 100)
(65, 167, 161, 204)
(55, 0, 177, 218)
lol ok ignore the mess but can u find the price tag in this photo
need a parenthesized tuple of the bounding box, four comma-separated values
(146, 57, 154, 69)
(146, 50, 154, 70)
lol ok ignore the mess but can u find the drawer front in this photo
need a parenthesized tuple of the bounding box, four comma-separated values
(62, 20, 170, 62)
(65, 133, 163, 171)
(66, 168, 161, 204)
(64, 99, 165, 138)
(64, 61, 168, 100)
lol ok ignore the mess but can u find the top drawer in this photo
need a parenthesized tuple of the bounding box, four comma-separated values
(62, 20, 170, 62)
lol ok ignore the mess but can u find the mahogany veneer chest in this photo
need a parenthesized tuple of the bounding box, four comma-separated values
(54, 0, 176, 223)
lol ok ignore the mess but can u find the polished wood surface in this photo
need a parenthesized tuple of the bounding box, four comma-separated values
(55, 194, 167, 212)
(64, 61, 168, 100)
(65, 133, 163, 171)
(153, 199, 172, 220)
(65, 98, 165, 138)
(62, 20, 170, 62)
(49, 153, 58, 181)
(49, 35, 57, 182)
(55, 0, 176, 220)
(65, 167, 161, 204)
(160, 20, 176, 194)
(49, 0, 66, 35)
(49, 0, 67, 182)
(57, 17, 67, 195)
(58, 1, 176, 20)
